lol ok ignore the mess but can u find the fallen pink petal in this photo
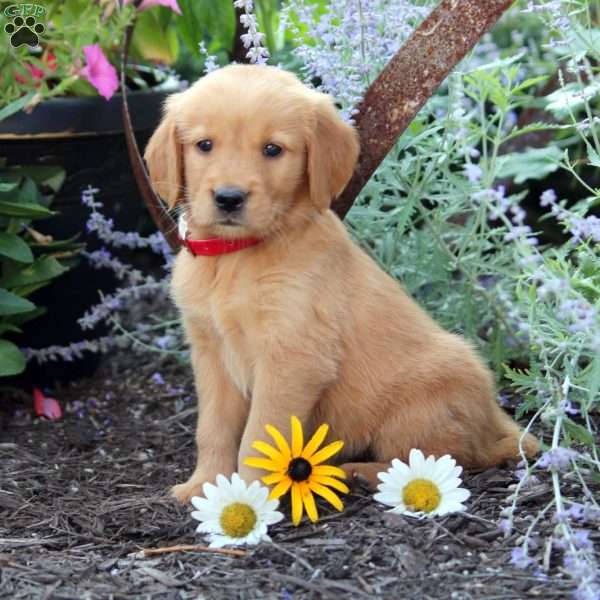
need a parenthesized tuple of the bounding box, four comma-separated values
(79, 44, 119, 100)
(33, 387, 63, 421)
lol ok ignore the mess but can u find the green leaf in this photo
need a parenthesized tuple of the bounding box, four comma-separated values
(0, 182, 18, 193)
(0, 232, 34, 263)
(0, 256, 68, 288)
(17, 178, 40, 205)
(564, 417, 595, 447)
(7, 305, 45, 325)
(586, 143, 600, 168)
(0, 91, 37, 122)
(503, 121, 567, 144)
(0, 289, 36, 315)
(512, 75, 549, 94)
(545, 81, 600, 116)
(10, 166, 66, 193)
(588, 353, 600, 406)
(0, 200, 54, 219)
(469, 52, 526, 74)
(496, 146, 563, 184)
(0, 339, 26, 377)
(28, 235, 84, 252)
(132, 10, 179, 64)
(0, 323, 22, 335)
(10, 282, 53, 298)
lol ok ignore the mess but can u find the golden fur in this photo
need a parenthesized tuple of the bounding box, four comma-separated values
(144, 64, 538, 503)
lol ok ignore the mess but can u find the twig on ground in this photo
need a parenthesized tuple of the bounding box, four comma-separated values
(132, 544, 247, 558)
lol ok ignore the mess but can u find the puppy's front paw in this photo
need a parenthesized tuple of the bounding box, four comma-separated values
(171, 479, 204, 504)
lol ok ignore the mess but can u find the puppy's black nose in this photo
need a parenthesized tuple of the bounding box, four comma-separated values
(214, 187, 247, 213)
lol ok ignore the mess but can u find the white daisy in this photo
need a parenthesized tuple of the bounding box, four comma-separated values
(373, 449, 470, 517)
(190, 473, 283, 548)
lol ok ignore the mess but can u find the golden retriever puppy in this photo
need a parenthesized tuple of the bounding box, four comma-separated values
(144, 64, 538, 503)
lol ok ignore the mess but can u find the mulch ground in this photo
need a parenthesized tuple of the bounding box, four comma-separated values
(1, 354, 596, 599)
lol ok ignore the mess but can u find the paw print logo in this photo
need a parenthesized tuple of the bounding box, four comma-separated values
(5, 15, 45, 48)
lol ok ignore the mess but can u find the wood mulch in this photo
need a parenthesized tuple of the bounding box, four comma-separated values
(1, 355, 595, 599)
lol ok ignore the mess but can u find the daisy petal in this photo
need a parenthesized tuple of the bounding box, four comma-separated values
(265, 424, 292, 460)
(439, 478, 464, 493)
(215, 473, 230, 489)
(291, 482, 303, 526)
(202, 481, 219, 501)
(311, 475, 349, 494)
(309, 440, 344, 465)
(243, 457, 282, 472)
(373, 492, 400, 507)
(450, 465, 463, 479)
(191, 508, 220, 521)
(445, 487, 471, 503)
(431, 454, 456, 477)
(374, 484, 399, 498)
(231, 473, 245, 495)
(376, 471, 396, 486)
(309, 482, 344, 511)
(208, 535, 229, 548)
(422, 454, 437, 477)
(269, 477, 292, 500)
(389, 458, 411, 479)
(265, 499, 281, 512)
(191, 496, 213, 511)
(408, 448, 425, 472)
(388, 504, 409, 515)
(391, 457, 410, 471)
(264, 510, 284, 525)
(434, 501, 467, 516)
(195, 520, 221, 534)
(300, 482, 319, 522)
(301, 424, 329, 459)
(312, 465, 347, 479)
(291, 416, 304, 457)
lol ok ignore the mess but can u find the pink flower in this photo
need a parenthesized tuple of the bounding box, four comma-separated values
(80, 44, 119, 100)
(123, 0, 182, 14)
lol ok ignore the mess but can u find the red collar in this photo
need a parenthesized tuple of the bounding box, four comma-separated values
(178, 214, 261, 256)
(181, 236, 262, 256)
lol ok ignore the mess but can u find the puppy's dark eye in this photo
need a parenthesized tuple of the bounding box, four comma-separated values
(197, 139, 213, 153)
(263, 143, 282, 158)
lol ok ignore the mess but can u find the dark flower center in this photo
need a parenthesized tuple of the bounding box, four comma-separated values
(288, 457, 312, 482)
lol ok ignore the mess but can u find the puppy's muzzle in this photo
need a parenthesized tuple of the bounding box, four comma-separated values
(214, 186, 247, 214)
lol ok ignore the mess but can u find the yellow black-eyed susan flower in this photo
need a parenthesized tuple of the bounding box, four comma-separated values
(244, 416, 349, 526)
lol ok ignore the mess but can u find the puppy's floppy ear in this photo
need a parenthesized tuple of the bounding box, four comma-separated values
(144, 94, 184, 208)
(307, 96, 359, 210)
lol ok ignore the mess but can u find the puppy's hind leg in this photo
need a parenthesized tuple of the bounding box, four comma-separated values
(476, 429, 539, 469)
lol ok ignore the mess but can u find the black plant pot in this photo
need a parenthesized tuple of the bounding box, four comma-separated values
(0, 89, 170, 387)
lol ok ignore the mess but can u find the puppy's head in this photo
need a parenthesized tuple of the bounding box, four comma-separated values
(144, 65, 359, 239)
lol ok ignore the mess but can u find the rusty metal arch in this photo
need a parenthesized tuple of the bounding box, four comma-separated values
(122, 0, 514, 250)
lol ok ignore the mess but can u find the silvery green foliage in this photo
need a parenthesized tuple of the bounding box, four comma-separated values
(283, 0, 432, 120)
